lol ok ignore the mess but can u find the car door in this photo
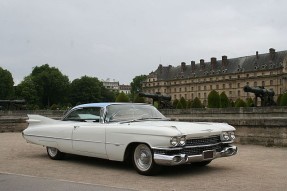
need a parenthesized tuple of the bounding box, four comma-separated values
(64, 106, 107, 158)
(72, 123, 107, 159)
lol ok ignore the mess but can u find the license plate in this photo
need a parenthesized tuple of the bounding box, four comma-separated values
(203, 150, 214, 159)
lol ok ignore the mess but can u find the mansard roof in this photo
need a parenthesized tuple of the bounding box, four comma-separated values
(152, 49, 287, 81)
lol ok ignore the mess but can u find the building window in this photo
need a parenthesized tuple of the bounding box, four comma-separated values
(210, 85, 212, 90)
(185, 87, 187, 92)
(191, 93, 194, 99)
(254, 81, 257, 86)
(198, 93, 201, 98)
(174, 88, 176, 92)
(262, 81, 265, 86)
(164, 89, 166, 93)
(191, 87, 194, 91)
(238, 90, 240, 96)
(238, 75, 240, 79)
(198, 86, 201, 91)
(216, 85, 219, 89)
(270, 80, 273, 85)
(229, 83, 232, 88)
(174, 95, 177, 99)
(229, 91, 232, 96)
(237, 83, 240, 88)
(184, 94, 187, 99)
(204, 93, 207, 98)
(179, 88, 181, 92)
(204, 86, 206, 90)
(223, 84, 225, 89)
(246, 74, 249, 78)
(229, 76, 232, 79)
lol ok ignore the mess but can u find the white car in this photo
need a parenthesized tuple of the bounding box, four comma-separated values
(22, 103, 237, 175)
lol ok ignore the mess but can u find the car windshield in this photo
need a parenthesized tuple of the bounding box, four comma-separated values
(105, 104, 167, 122)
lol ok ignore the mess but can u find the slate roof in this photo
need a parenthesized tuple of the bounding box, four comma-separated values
(151, 49, 287, 81)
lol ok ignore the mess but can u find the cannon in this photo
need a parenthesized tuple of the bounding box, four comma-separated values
(138, 92, 173, 109)
(243, 85, 276, 106)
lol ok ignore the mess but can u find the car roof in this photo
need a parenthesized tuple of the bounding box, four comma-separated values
(72, 102, 147, 110)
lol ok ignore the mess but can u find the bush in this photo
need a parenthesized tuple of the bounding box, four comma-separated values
(235, 98, 246, 107)
(173, 99, 179, 108)
(208, 90, 220, 108)
(280, 93, 287, 106)
(246, 97, 254, 107)
(115, 92, 129, 102)
(191, 97, 203, 108)
(219, 92, 229, 108)
(179, 97, 187, 109)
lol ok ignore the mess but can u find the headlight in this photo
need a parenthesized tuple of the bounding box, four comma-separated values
(170, 137, 179, 146)
(229, 132, 236, 140)
(222, 132, 230, 141)
(170, 136, 186, 147)
(179, 136, 186, 146)
(221, 131, 236, 141)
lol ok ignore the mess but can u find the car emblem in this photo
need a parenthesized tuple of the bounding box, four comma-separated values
(202, 129, 213, 132)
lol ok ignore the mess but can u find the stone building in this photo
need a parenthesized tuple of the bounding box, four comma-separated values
(102, 79, 119, 92)
(119, 84, 131, 94)
(142, 48, 287, 106)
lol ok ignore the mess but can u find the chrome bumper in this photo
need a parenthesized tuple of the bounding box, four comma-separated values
(153, 145, 237, 166)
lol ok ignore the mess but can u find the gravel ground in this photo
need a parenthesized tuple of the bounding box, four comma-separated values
(0, 133, 287, 191)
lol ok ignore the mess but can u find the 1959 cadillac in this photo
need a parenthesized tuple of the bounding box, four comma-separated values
(23, 103, 237, 175)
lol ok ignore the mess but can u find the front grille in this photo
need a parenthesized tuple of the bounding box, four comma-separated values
(153, 135, 223, 156)
(185, 135, 221, 146)
(154, 145, 223, 156)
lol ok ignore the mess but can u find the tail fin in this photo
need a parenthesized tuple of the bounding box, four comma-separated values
(27, 115, 59, 128)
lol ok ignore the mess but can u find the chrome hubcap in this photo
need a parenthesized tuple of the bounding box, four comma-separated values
(134, 144, 152, 171)
(47, 147, 58, 157)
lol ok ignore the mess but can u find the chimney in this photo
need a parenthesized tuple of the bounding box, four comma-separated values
(181, 62, 186, 72)
(211, 57, 217, 69)
(200, 59, 205, 69)
(256, 51, 259, 59)
(222, 55, 228, 67)
(191, 61, 196, 71)
(158, 64, 163, 74)
(269, 48, 276, 60)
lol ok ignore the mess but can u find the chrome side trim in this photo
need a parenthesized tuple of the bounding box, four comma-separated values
(23, 134, 71, 141)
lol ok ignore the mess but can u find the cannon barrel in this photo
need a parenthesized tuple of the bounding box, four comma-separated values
(243, 85, 275, 96)
(138, 92, 171, 101)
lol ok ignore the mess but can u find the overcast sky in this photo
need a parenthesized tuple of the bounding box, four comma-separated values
(1, 0, 287, 85)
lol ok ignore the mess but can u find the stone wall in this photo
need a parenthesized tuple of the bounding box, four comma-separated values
(1, 107, 287, 147)
(160, 107, 287, 147)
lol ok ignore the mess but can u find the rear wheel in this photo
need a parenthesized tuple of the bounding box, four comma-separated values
(132, 144, 160, 175)
(46, 147, 65, 160)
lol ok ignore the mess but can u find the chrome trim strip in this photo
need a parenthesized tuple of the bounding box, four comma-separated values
(73, 139, 102, 144)
(23, 134, 71, 141)
(152, 142, 222, 151)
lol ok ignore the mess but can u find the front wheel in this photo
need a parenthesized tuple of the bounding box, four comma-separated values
(46, 147, 65, 160)
(132, 144, 160, 175)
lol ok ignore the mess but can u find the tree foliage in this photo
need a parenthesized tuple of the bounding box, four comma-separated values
(130, 75, 147, 94)
(30, 64, 70, 108)
(191, 97, 203, 108)
(280, 93, 287, 106)
(70, 76, 103, 105)
(16, 76, 39, 108)
(173, 99, 179, 108)
(235, 98, 246, 107)
(208, 90, 220, 108)
(116, 92, 130, 102)
(0, 67, 14, 99)
(179, 97, 187, 109)
(246, 97, 254, 107)
(219, 92, 229, 108)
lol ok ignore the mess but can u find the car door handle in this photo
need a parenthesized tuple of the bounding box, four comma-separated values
(74, 126, 80, 130)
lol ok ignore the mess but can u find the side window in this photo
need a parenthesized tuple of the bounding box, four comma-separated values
(63, 107, 101, 122)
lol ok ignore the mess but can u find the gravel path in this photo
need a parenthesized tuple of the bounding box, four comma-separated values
(0, 133, 287, 191)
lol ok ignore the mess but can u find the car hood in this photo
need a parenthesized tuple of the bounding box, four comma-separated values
(128, 120, 235, 137)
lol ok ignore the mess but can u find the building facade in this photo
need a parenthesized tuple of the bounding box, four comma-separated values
(142, 48, 287, 106)
(119, 85, 131, 94)
(102, 79, 119, 92)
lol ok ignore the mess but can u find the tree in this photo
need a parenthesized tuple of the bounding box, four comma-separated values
(179, 97, 187, 109)
(235, 98, 246, 107)
(133, 94, 145, 103)
(116, 92, 129, 102)
(16, 76, 39, 108)
(191, 97, 203, 108)
(219, 92, 229, 108)
(246, 97, 254, 107)
(130, 75, 147, 101)
(208, 90, 220, 108)
(280, 93, 287, 106)
(173, 99, 179, 108)
(0, 67, 14, 99)
(187, 100, 192, 108)
(277, 94, 282, 105)
(70, 76, 102, 105)
(176, 101, 183, 109)
(30, 64, 70, 108)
